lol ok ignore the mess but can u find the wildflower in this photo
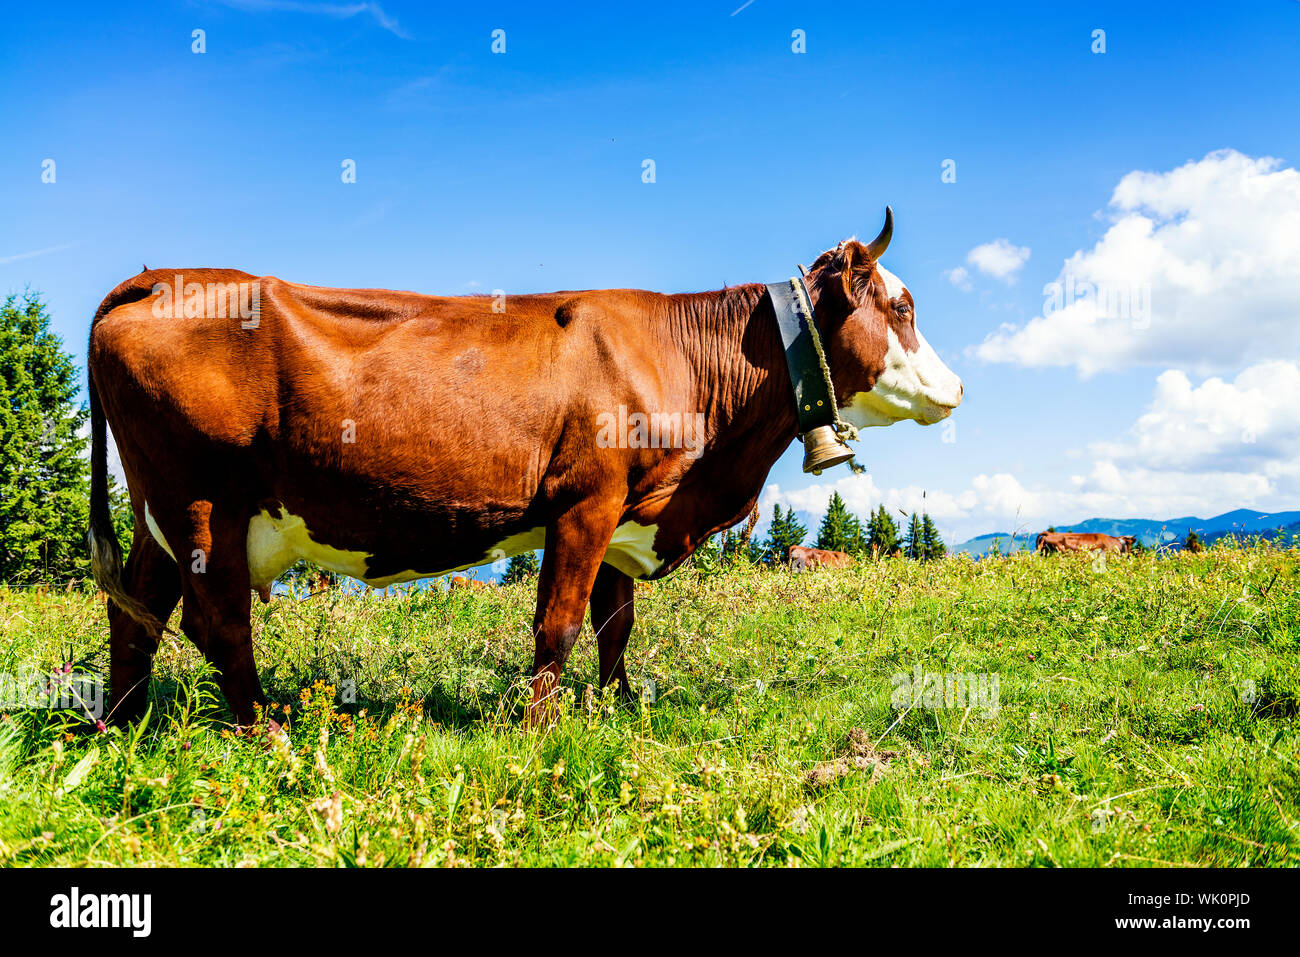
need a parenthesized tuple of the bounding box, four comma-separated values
(311, 792, 343, 833)
(267, 723, 301, 784)
(314, 726, 334, 783)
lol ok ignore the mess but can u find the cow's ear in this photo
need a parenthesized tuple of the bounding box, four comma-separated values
(811, 240, 878, 312)
(829, 239, 876, 306)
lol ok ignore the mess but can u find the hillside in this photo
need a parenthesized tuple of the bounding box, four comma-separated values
(1, 544, 1296, 867)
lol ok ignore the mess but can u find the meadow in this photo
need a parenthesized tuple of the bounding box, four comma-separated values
(0, 544, 1296, 867)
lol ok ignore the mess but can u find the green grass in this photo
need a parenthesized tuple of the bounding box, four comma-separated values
(1, 544, 1297, 867)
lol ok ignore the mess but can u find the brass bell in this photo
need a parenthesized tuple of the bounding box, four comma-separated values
(801, 424, 855, 475)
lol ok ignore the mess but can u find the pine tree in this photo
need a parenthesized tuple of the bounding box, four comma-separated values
(867, 505, 900, 557)
(816, 492, 862, 553)
(765, 505, 807, 564)
(0, 292, 90, 583)
(919, 513, 945, 560)
(718, 528, 737, 564)
(503, 551, 541, 584)
(903, 513, 924, 560)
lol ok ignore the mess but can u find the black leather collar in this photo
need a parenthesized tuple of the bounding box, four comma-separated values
(765, 274, 837, 436)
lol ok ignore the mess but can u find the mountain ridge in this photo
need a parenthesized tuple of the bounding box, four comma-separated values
(953, 508, 1300, 556)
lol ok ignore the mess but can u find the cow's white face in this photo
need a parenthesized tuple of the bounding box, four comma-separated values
(839, 265, 964, 428)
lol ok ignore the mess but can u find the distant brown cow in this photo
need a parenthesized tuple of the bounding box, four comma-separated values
(1036, 532, 1135, 555)
(449, 576, 491, 591)
(788, 546, 855, 571)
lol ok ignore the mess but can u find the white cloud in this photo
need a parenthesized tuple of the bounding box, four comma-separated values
(965, 239, 1031, 281)
(0, 241, 81, 266)
(217, 1, 409, 38)
(971, 149, 1300, 377)
(943, 266, 972, 290)
(1092, 360, 1300, 472)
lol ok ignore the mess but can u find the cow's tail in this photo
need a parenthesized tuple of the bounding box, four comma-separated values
(87, 287, 169, 637)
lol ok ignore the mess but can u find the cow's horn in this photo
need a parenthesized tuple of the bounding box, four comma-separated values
(865, 206, 893, 261)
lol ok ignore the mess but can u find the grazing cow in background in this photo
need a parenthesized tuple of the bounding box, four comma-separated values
(788, 546, 856, 571)
(87, 210, 962, 725)
(449, 576, 490, 591)
(1036, 532, 1135, 555)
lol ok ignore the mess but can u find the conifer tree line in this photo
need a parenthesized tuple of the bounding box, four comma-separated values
(708, 493, 946, 566)
(813, 491, 945, 560)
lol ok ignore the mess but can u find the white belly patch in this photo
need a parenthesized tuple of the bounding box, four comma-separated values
(145, 503, 663, 587)
(244, 508, 552, 589)
(246, 508, 375, 587)
(603, 521, 662, 578)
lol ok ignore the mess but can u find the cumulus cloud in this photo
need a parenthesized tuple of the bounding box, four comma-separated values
(1092, 359, 1300, 471)
(971, 149, 1300, 377)
(944, 266, 972, 290)
(965, 239, 1031, 281)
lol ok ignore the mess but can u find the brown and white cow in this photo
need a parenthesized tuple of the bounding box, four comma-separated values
(448, 576, 491, 591)
(1036, 532, 1135, 555)
(87, 211, 962, 725)
(788, 546, 856, 571)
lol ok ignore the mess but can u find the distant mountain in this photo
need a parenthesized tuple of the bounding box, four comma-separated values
(952, 532, 1036, 557)
(955, 509, 1300, 556)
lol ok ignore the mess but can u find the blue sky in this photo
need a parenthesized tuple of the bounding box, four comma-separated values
(4, 0, 1299, 545)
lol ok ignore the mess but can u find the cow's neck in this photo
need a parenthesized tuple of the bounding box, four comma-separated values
(661, 283, 802, 493)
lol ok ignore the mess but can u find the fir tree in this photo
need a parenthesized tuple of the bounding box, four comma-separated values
(903, 513, 924, 560)
(0, 292, 90, 583)
(816, 492, 862, 553)
(919, 513, 945, 560)
(868, 505, 901, 557)
(503, 551, 541, 584)
(765, 505, 808, 564)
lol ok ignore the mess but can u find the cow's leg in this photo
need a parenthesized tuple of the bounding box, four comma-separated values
(528, 500, 623, 725)
(589, 562, 635, 697)
(106, 532, 181, 725)
(174, 500, 264, 726)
